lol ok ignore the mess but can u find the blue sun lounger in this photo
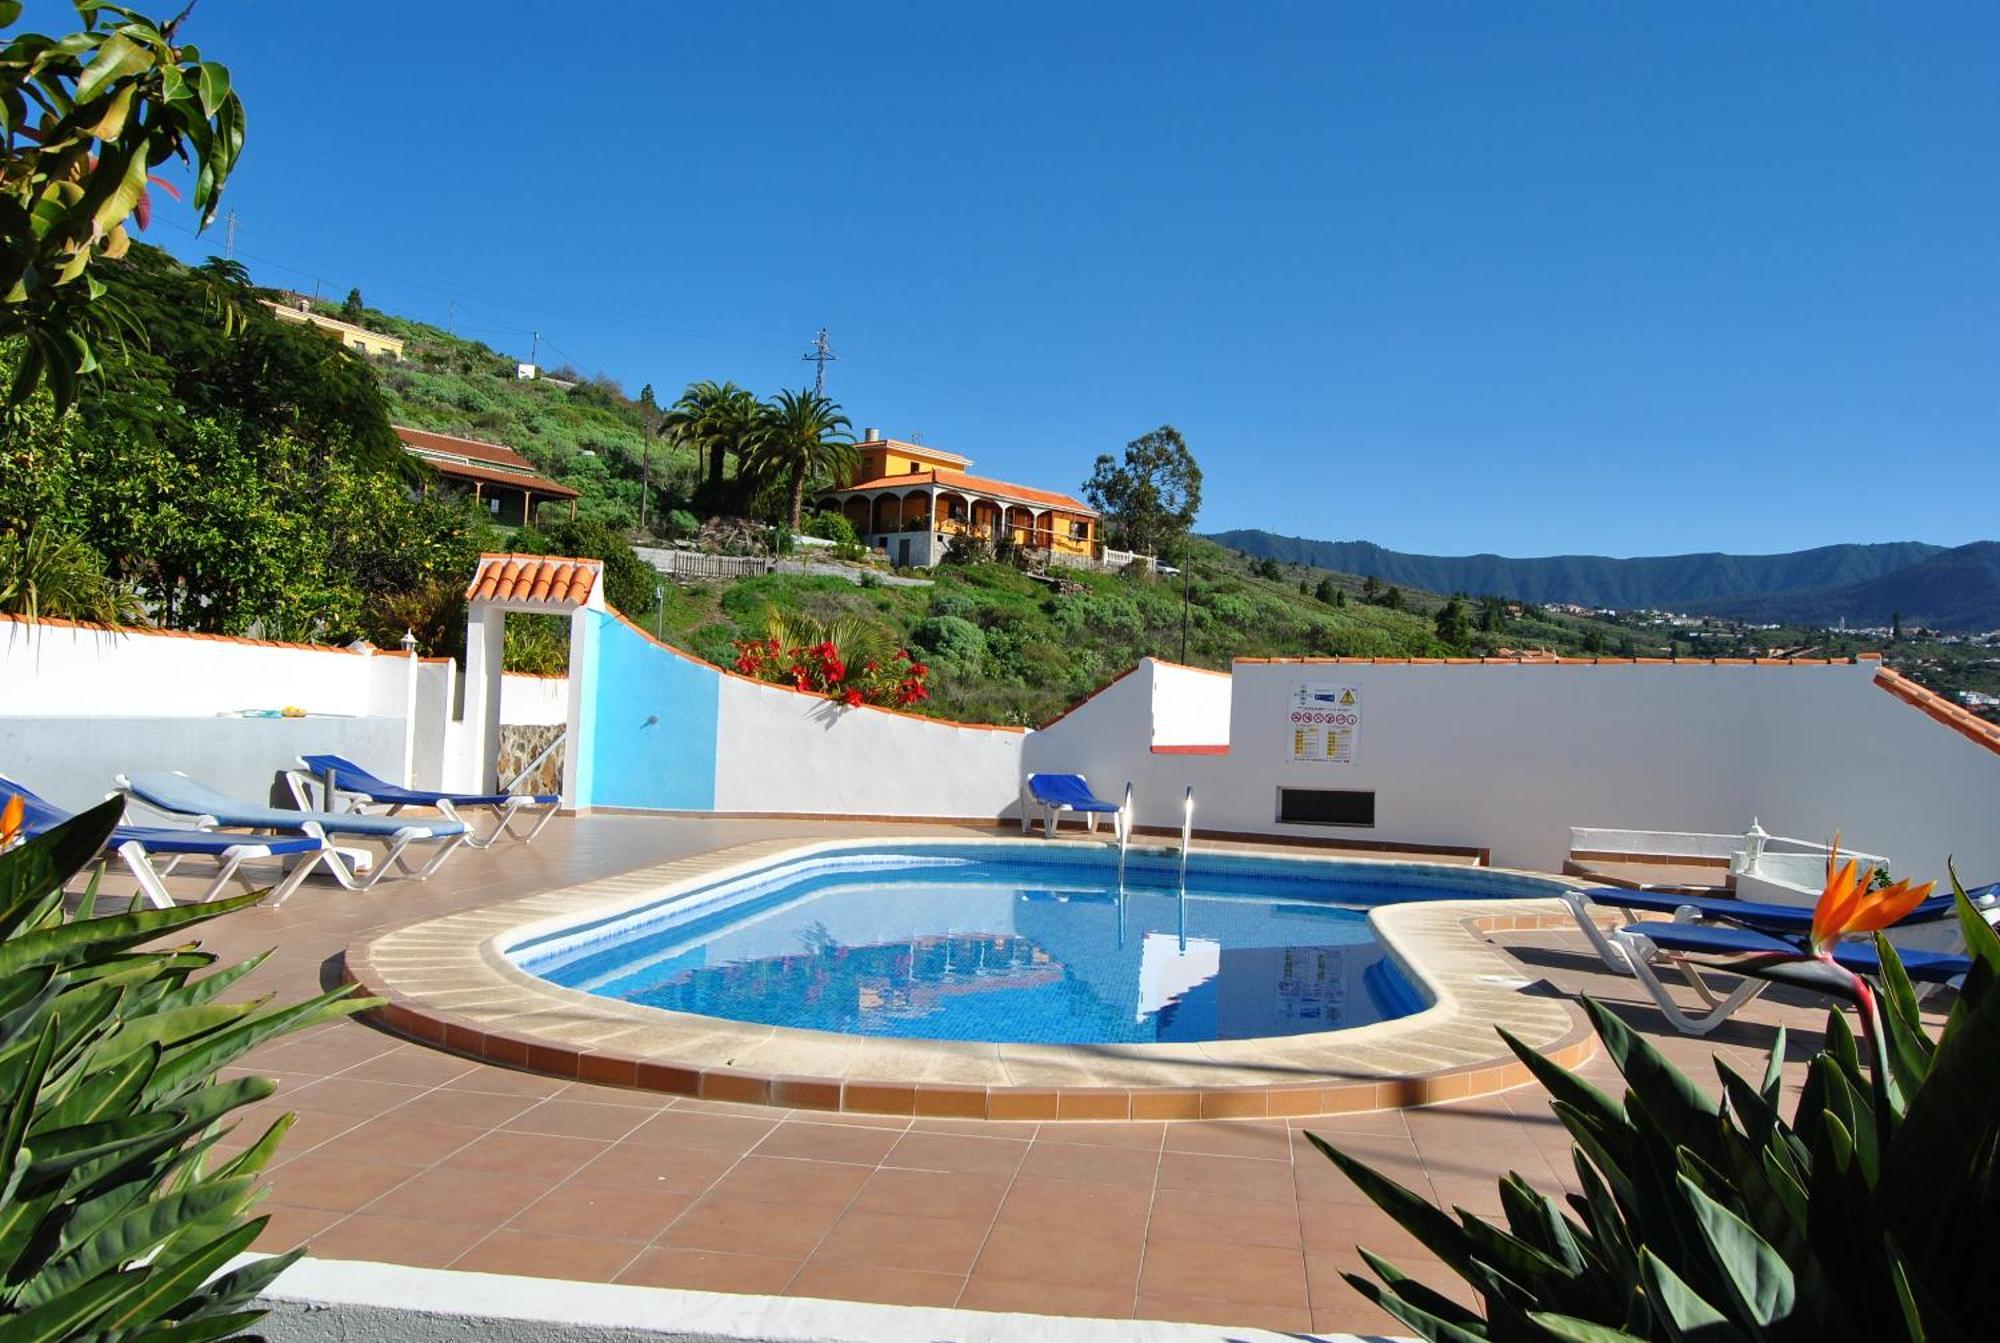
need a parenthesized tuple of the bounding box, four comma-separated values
(1, 774, 327, 909)
(1559, 884, 1992, 974)
(288, 753, 559, 848)
(1610, 918, 1974, 1037)
(117, 770, 468, 892)
(1021, 773, 1126, 840)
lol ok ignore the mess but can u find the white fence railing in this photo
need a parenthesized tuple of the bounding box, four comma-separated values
(635, 548, 770, 581)
(1047, 547, 1157, 574)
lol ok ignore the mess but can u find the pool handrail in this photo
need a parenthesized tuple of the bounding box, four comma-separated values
(1178, 785, 1194, 890)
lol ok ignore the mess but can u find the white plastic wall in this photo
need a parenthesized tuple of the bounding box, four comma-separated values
(710, 673, 1025, 818)
(499, 673, 568, 726)
(1150, 662, 1232, 748)
(1029, 659, 2000, 879)
(0, 618, 409, 717)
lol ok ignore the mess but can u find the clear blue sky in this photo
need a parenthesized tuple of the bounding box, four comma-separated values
(47, 1, 2000, 556)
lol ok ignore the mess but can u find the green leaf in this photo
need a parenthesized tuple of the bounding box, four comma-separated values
(1758, 1025, 1786, 1108)
(194, 61, 230, 115)
(1306, 1132, 1478, 1274)
(0, 889, 264, 980)
(1639, 1249, 1752, 1343)
(1355, 1246, 1486, 1329)
(1524, 1313, 1653, 1343)
(73, 31, 151, 104)
(1580, 998, 1723, 1166)
(105, 1219, 263, 1329)
(0, 1265, 145, 1342)
(17, 1176, 257, 1306)
(1340, 1270, 1492, 1343)
(1678, 1174, 1795, 1330)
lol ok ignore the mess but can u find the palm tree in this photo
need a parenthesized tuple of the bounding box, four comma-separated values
(659, 380, 762, 486)
(742, 389, 855, 533)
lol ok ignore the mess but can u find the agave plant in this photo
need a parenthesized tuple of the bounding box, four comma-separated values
(0, 796, 368, 1339)
(1311, 870, 1999, 1343)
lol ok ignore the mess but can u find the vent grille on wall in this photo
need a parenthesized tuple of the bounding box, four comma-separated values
(1277, 787, 1376, 827)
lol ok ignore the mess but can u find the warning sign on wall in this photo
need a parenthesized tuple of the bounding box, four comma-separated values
(1287, 683, 1361, 764)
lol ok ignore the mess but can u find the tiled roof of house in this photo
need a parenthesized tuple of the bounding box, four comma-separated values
(396, 426, 579, 499)
(467, 554, 601, 605)
(1875, 667, 2000, 757)
(827, 469, 1097, 516)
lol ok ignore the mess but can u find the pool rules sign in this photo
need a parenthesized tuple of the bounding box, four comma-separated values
(1288, 683, 1362, 764)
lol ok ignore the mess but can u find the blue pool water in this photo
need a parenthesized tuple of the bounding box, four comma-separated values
(510, 846, 1561, 1046)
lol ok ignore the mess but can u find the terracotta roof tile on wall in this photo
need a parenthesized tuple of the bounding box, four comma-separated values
(467, 554, 601, 605)
(1875, 667, 2000, 757)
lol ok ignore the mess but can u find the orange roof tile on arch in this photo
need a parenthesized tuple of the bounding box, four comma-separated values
(467, 553, 602, 605)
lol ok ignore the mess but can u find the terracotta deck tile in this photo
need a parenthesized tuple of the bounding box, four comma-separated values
(957, 1275, 1138, 1319)
(261, 1156, 415, 1213)
(1140, 1294, 1314, 1332)
(386, 1087, 541, 1129)
(1023, 1120, 1160, 1150)
(622, 1109, 779, 1152)
(882, 1131, 1031, 1177)
(1160, 1120, 1294, 1161)
(1155, 1151, 1298, 1202)
(303, 1213, 490, 1269)
(506, 1183, 693, 1242)
(1137, 1237, 1310, 1308)
(785, 1261, 965, 1308)
(752, 1121, 904, 1167)
(437, 1130, 609, 1181)
(450, 1228, 641, 1282)
(971, 1223, 1145, 1291)
(1147, 1187, 1302, 1249)
(702, 1154, 874, 1208)
(1014, 1141, 1161, 1187)
(362, 1165, 564, 1226)
(845, 1165, 1016, 1223)
(658, 1195, 847, 1259)
(993, 1176, 1152, 1238)
(614, 1247, 802, 1294)
(338, 1048, 483, 1088)
(806, 1209, 993, 1277)
(306, 1117, 487, 1168)
(282, 1077, 426, 1120)
(500, 1099, 654, 1143)
(250, 1204, 345, 1254)
(565, 1141, 740, 1196)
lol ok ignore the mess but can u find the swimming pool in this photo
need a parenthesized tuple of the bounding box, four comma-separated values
(508, 844, 1565, 1047)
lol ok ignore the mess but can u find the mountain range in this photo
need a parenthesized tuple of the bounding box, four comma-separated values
(1206, 532, 2000, 631)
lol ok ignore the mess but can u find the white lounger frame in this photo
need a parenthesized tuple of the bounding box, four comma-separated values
(284, 769, 558, 849)
(1018, 782, 1129, 841)
(115, 778, 467, 893)
(112, 834, 328, 910)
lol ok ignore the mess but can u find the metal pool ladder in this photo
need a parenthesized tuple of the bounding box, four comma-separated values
(1117, 782, 1134, 879)
(1177, 785, 1194, 888)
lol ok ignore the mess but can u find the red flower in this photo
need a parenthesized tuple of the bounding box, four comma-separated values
(843, 688, 864, 707)
(910, 662, 929, 678)
(865, 660, 880, 673)
(826, 659, 846, 681)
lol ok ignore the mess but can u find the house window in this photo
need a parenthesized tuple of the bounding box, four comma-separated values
(487, 497, 501, 515)
(1070, 520, 1088, 540)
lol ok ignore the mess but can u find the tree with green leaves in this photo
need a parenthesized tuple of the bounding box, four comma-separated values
(660, 379, 762, 488)
(743, 388, 854, 533)
(340, 286, 363, 323)
(1433, 594, 1471, 647)
(1082, 425, 1202, 558)
(0, 0, 245, 408)
(1314, 576, 1339, 605)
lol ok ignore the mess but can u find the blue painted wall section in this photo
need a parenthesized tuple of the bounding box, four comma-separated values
(577, 612, 718, 810)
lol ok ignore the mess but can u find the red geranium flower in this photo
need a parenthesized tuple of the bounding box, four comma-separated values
(843, 688, 864, 707)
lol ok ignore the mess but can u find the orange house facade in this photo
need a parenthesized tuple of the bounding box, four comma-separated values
(815, 432, 1100, 569)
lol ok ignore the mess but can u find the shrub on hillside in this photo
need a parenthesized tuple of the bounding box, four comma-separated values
(911, 614, 988, 678)
(942, 532, 993, 566)
(802, 510, 861, 547)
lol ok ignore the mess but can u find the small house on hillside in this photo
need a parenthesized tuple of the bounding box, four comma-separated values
(814, 430, 1102, 568)
(395, 426, 578, 527)
(262, 298, 405, 359)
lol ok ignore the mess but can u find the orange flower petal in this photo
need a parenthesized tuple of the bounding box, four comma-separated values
(0, 793, 22, 847)
(1813, 857, 1867, 948)
(1846, 880, 1937, 937)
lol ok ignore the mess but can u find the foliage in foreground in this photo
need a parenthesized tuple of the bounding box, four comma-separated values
(1312, 877, 2000, 1343)
(0, 797, 367, 1339)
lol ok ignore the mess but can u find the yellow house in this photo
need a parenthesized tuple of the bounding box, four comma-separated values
(816, 431, 1100, 568)
(262, 299, 406, 359)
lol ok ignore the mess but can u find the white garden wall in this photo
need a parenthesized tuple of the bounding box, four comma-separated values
(1150, 661, 1232, 748)
(709, 671, 1025, 818)
(1026, 657, 2000, 879)
(500, 673, 569, 726)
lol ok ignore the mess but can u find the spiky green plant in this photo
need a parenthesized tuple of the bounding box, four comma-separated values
(0, 797, 369, 1339)
(1311, 875, 2000, 1343)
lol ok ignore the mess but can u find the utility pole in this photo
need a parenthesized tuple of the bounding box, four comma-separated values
(529, 331, 540, 367)
(224, 209, 237, 260)
(802, 327, 836, 395)
(445, 298, 455, 334)
(1180, 558, 1192, 663)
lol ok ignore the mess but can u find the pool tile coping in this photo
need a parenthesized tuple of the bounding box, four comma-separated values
(344, 837, 1597, 1120)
